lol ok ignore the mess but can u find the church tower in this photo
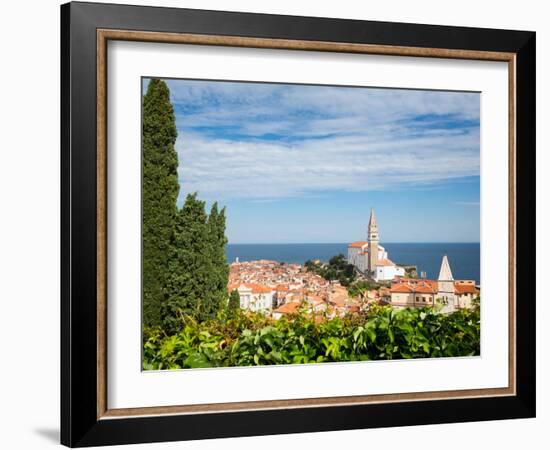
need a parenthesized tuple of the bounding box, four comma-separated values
(368, 208, 379, 274)
(437, 255, 456, 310)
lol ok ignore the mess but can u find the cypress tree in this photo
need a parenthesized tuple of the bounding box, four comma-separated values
(164, 193, 211, 331)
(207, 202, 230, 317)
(142, 79, 179, 327)
(228, 289, 240, 316)
(163, 196, 230, 331)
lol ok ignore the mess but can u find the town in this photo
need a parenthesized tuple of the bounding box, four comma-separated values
(227, 209, 479, 319)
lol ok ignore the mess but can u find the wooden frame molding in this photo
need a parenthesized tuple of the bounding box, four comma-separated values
(96, 28, 517, 420)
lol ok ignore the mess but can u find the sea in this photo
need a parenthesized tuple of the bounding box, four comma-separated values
(226, 243, 480, 285)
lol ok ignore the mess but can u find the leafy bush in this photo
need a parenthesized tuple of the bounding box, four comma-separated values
(143, 304, 480, 370)
(305, 254, 356, 286)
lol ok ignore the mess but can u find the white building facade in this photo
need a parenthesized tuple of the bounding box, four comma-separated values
(228, 283, 274, 313)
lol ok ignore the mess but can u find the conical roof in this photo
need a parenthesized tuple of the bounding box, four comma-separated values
(368, 208, 378, 230)
(438, 255, 454, 281)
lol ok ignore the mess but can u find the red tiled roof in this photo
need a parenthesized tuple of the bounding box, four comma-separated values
(348, 241, 368, 248)
(426, 280, 438, 290)
(391, 281, 436, 294)
(248, 284, 273, 294)
(273, 302, 301, 314)
(415, 283, 437, 294)
(390, 283, 414, 293)
(228, 283, 272, 294)
(454, 282, 479, 294)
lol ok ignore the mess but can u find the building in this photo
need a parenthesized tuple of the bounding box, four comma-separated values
(347, 209, 405, 281)
(389, 255, 479, 312)
(272, 301, 301, 320)
(227, 283, 274, 313)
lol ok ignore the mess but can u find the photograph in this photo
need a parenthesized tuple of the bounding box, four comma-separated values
(141, 77, 481, 370)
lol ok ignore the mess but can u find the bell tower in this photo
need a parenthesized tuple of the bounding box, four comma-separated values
(368, 209, 379, 274)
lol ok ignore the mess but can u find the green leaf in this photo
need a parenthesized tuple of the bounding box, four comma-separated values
(184, 353, 212, 368)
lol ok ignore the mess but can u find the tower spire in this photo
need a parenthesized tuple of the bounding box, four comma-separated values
(368, 208, 377, 230)
(437, 254, 456, 311)
(368, 208, 379, 274)
(438, 254, 454, 281)
(368, 208, 379, 242)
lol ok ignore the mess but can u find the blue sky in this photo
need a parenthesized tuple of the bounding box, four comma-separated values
(144, 78, 480, 244)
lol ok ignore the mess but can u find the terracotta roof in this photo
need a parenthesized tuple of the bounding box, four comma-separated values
(273, 302, 301, 314)
(392, 278, 438, 289)
(391, 283, 414, 293)
(427, 280, 438, 290)
(415, 283, 437, 294)
(229, 283, 272, 294)
(328, 286, 350, 306)
(454, 282, 479, 294)
(393, 277, 419, 284)
(348, 241, 368, 248)
(391, 280, 436, 294)
(249, 284, 273, 294)
(305, 295, 325, 306)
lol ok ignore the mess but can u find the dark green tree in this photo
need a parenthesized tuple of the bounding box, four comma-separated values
(228, 289, 240, 316)
(142, 79, 179, 327)
(163, 194, 230, 330)
(163, 193, 211, 332)
(207, 202, 230, 317)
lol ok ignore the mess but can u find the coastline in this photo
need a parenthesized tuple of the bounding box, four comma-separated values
(226, 242, 480, 284)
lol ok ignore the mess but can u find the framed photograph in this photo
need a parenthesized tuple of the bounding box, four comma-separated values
(61, 1, 536, 447)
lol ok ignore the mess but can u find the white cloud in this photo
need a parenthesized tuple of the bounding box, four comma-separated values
(176, 130, 479, 201)
(165, 79, 480, 201)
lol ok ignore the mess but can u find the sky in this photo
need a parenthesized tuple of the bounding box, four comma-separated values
(143, 78, 480, 244)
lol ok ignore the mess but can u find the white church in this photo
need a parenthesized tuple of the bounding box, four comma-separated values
(347, 209, 406, 281)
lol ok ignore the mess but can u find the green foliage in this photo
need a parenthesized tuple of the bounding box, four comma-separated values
(164, 194, 230, 332)
(305, 254, 356, 286)
(142, 79, 179, 327)
(348, 280, 381, 299)
(163, 193, 210, 332)
(142, 79, 230, 331)
(228, 290, 240, 316)
(143, 304, 480, 370)
(207, 202, 230, 318)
